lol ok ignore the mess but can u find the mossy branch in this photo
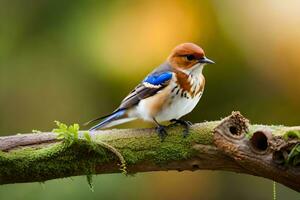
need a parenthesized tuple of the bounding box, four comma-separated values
(0, 112, 300, 192)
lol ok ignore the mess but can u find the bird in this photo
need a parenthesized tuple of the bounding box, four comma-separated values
(85, 43, 214, 140)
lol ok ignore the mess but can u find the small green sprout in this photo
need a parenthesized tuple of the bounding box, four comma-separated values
(53, 121, 79, 145)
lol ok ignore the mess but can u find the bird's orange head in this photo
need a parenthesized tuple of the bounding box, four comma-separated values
(168, 43, 214, 70)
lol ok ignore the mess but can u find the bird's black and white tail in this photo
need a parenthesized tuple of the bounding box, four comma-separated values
(86, 109, 135, 131)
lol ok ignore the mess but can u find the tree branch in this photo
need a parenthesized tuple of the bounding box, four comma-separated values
(0, 112, 299, 192)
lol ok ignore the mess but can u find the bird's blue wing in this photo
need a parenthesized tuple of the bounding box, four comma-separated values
(143, 72, 173, 86)
(119, 69, 173, 109)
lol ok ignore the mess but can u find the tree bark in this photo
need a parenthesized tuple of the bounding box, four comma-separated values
(0, 112, 299, 192)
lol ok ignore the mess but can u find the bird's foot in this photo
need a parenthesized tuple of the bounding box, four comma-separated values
(170, 119, 192, 138)
(156, 125, 168, 142)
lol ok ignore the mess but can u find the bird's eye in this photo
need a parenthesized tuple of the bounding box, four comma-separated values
(186, 54, 195, 61)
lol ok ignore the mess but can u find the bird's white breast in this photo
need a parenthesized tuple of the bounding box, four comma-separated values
(154, 81, 204, 122)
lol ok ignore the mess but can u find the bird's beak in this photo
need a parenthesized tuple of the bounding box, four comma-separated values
(199, 57, 215, 64)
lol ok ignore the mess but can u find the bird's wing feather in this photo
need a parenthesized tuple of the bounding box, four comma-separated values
(119, 63, 173, 109)
(84, 63, 173, 127)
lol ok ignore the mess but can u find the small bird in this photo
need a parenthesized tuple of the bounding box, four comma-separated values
(86, 43, 214, 140)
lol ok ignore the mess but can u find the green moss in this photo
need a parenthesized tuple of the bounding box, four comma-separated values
(0, 122, 117, 184)
(0, 141, 110, 182)
(121, 149, 140, 164)
(106, 123, 215, 165)
(0, 121, 217, 184)
(283, 130, 300, 141)
(86, 173, 94, 192)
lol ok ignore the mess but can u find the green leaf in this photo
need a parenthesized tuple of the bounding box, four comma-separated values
(287, 144, 300, 165)
(52, 121, 80, 145)
(293, 155, 300, 166)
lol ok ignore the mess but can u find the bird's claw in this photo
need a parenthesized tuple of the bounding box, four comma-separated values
(170, 119, 192, 138)
(156, 126, 168, 142)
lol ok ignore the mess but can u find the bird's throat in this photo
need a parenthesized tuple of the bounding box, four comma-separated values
(189, 63, 204, 76)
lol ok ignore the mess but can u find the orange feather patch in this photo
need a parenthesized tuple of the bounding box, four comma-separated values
(175, 70, 205, 97)
(175, 70, 192, 94)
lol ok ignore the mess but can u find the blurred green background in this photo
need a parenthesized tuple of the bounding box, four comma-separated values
(0, 0, 300, 199)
